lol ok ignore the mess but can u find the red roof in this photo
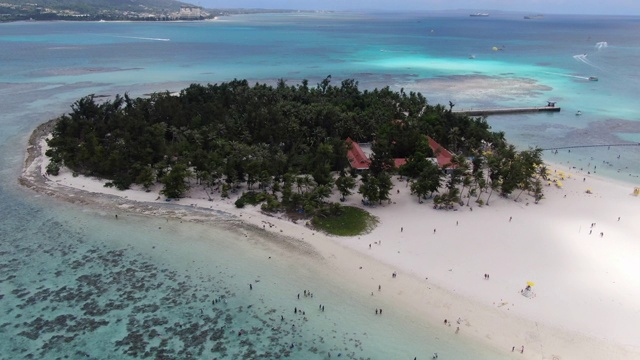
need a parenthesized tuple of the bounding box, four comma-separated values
(427, 136, 456, 168)
(345, 138, 411, 170)
(393, 158, 407, 168)
(346, 137, 371, 170)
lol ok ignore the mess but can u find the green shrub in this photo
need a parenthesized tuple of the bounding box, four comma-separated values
(46, 161, 60, 176)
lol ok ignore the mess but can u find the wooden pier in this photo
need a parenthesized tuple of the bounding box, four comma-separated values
(452, 104, 561, 116)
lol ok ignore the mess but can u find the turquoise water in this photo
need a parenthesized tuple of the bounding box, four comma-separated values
(1, 12, 640, 359)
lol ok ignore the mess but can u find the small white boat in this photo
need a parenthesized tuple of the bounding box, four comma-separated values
(576, 111, 582, 116)
(588, 76, 598, 81)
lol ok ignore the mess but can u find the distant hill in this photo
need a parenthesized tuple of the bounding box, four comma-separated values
(0, 0, 213, 21)
(1, 0, 190, 12)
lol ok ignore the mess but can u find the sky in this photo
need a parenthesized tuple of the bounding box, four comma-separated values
(196, 0, 640, 16)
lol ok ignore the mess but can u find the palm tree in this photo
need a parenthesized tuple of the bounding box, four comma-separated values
(296, 176, 304, 194)
(336, 174, 356, 201)
(485, 178, 501, 206)
(473, 172, 486, 205)
(462, 174, 473, 205)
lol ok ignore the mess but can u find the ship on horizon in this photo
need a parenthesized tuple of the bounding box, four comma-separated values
(470, 13, 489, 17)
(524, 14, 544, 19)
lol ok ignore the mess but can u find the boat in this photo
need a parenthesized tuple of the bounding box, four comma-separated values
(588, 76, 598, 81)
(470, 13, 489, 17)
(524, 15, 544, 19)
(576, 111, 582, 116)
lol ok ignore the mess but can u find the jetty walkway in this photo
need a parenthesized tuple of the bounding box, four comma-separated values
(542, 143, 640, 151)
(452, 105, 560, 116)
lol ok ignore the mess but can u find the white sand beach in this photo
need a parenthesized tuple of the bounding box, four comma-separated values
(21, 135, 640, 360)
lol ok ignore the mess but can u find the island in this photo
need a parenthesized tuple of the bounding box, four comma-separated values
(41, 78, 545, 235)
(20, 78, 640, 360)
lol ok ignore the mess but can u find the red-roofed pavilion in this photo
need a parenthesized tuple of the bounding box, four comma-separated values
(346, 137, 371, 170)
(427, 136, 456, 169)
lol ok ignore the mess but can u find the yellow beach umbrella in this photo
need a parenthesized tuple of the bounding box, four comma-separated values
(526, 281, 535, 287)
(556, 181, 563, 187)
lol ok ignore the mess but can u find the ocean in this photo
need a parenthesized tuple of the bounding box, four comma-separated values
(1, 11, 639, 359)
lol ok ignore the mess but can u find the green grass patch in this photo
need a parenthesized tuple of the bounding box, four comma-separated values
(312, 206, 378, 236)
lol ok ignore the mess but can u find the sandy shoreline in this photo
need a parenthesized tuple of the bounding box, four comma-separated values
(20, 122, 640, 359)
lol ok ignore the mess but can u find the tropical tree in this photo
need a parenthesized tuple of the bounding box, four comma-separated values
(311, 143, 334, 186)
(358, 173, 380, 205)
(368, 139, 394, 176)
(160, 163, 192, 199)
(376, 171, 394, 204)
(513, 148, 543, 201)
(335, 173, 356, 201)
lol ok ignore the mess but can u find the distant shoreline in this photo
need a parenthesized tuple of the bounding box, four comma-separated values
(0, 9, 322, 24)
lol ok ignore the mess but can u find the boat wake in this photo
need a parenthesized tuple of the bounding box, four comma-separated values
(573, 54, 602, 70)
(595, 41, 608, 50)
(116, 36, 170, 42)
(543, 71, 591, 80)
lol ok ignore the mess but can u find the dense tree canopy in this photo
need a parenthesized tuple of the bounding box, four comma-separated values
(46, 77, 543, 215)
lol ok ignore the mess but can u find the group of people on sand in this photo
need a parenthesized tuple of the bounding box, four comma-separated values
(298, 289, 314, 299)
(413, 353, 438, 360)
